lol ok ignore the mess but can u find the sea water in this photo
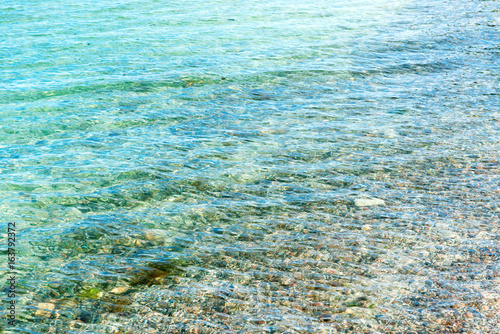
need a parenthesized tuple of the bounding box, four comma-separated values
(0, 0, 499, 332)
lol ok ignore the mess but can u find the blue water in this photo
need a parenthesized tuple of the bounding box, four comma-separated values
(1, 0, 499, 333)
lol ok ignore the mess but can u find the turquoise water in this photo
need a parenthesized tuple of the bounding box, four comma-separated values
(1, 0, 499, 332)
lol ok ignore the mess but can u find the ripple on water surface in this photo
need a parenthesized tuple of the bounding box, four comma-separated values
(0, 0, 499, 333)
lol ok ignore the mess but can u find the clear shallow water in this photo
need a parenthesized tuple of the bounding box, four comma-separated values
(0, 0, 499, 333)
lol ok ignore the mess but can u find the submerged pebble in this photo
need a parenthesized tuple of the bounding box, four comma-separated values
(35, 303, 55, 317)
(354, 198, 386, 207)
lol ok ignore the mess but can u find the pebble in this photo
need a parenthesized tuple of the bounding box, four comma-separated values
(384, 129, 398, 138)
(35, 303, 55, 317)
(110, 287, 130, 295)
(355, 198, 386, 207)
